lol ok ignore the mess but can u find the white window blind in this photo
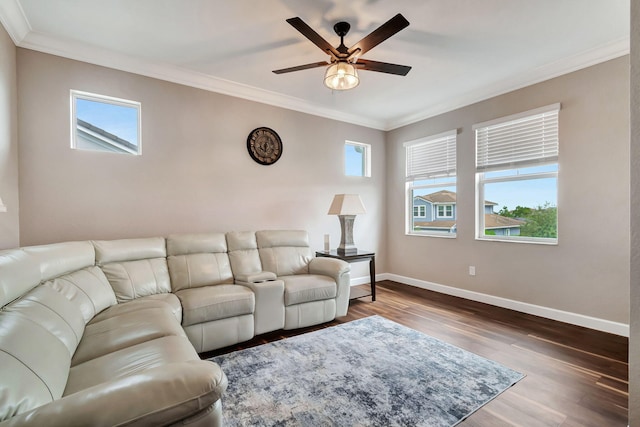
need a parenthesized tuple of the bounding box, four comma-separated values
(404, 129, 457, 180)
(474, 103, 560, 171)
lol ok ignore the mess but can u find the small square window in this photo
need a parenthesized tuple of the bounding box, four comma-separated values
(345, 141, 371, 177)
(71, 90, 141, 155)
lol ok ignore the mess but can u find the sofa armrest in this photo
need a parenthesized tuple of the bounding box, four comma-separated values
(236, 279, 285, 334)
(235, 271, 277, 283)
(1, 360, 227, 427)
(309, 257, 351, 317)
(309, 257, 350, 282)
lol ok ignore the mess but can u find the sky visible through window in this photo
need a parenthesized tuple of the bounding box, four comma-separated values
(345, 143, 365, 176)
(76, 98, 139, 146)
(413, 164, 557, 210)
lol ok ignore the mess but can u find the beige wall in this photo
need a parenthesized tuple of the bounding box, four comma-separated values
(16, 49, 386, 277)
(0, 24, 19, 249)
(629, 0, 638, 423)
(386, 56, 630, 324)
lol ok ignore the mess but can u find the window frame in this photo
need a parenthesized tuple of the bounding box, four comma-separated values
(70, 90, 142, 155)
(474, 104, 560, 244)
(413, 205, 426, 218)
(344, 140, 371, 177)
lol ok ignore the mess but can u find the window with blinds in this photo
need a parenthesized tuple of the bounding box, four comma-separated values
(405, 130, 457, 180)
(474, 103, 559, 171)
(404, 129, 458, 237)
(474, 104, 560, 244)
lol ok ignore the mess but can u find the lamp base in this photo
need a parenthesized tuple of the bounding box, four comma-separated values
(337, 246, 358, 256)
(337, 215, 358, 256)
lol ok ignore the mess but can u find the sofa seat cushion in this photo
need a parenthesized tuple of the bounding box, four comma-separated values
(282, 274, 337, 306)
(64, 335, 199, 396)
(71, 306, 186, 366)
(176, 285, 255, 327)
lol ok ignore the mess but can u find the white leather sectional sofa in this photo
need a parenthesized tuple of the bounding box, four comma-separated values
(0, 230, 351, 426)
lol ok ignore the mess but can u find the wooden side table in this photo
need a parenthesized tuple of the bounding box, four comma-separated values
(315, 250, 376, 301)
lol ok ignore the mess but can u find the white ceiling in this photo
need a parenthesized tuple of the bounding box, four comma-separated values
(0, 0, 630, 130)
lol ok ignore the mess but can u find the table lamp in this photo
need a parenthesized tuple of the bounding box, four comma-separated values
(327, 194, 366, 255)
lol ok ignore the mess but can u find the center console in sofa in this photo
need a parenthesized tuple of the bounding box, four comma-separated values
(0, 230, 351, 426)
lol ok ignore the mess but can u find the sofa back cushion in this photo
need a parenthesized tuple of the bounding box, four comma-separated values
(166, 233, 233, 291)
(10, 285, 86, 355)
(94, 237, 171, 302)
(0, 295, 74, 421)
(23, 241, 96, 282)
(256, 230, 312, 276)
(0, 249, 40, 307)
(226, 231, 263, 277)
(44, 266, 117, 323)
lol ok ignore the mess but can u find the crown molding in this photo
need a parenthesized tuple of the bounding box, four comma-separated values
(17, 30, 386, 130)
(386, 35, 630, 130)
(0, 0, 30, 44)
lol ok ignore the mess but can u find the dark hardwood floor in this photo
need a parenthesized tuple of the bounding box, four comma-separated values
(203, 280, 629, 426)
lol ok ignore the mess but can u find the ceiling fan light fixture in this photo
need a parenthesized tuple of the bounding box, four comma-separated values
(324, 62, 359, 91)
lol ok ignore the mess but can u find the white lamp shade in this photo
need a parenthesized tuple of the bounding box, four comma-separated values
(324, 62, 359, 91)
(327, 194, 366, 215)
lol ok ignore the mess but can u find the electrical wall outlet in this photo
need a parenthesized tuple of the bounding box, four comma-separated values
(469, 266, 476, 276)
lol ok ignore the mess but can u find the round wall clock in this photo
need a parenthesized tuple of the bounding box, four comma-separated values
(246, 127, 283, 165)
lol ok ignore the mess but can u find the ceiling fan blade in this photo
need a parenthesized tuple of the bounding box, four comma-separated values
(286, 17, 341, 58)
(272, 61, 330, 74)
(347, 13, 410, 58)
(355, 59, 412, 76)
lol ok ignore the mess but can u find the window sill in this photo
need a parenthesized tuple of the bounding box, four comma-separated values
(406, 232, 457, 239)
(476, 236, 558, 245)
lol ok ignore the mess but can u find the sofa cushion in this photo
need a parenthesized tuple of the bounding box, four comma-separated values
(256, 230, 312, 276)
(167, 233, 234, 292)
(0, 308, 72, 420)
(282, 274, 337, 306)
(64, 335, 199, 396)
(72, 305, 186, 366)
(176, 285, 255, 327)
(0, 249, 40, 307)
(101, 258, 171, 302)
(94, 237, 171, 303)
(44, 266, 117, 324)
(24, 241, 95, 282)
(7, 285, 85, 356)
(227, 231, 263, 277)
(93, 237, 166, 264)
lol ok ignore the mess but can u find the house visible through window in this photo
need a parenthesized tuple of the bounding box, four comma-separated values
(474, 103, 560, 243)
(71, 90, 141, 155)
(405, 129, 457, 237)
(345, 141, 371, 177)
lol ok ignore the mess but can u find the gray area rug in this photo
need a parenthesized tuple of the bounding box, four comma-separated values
(210, 315, 524, 426)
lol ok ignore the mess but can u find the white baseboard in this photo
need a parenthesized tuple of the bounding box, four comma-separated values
(351, 273, 629, 337)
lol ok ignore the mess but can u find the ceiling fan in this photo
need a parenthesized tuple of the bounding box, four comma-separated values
(273, 14, 411, 91)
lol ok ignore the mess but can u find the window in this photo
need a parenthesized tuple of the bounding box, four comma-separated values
(71, 90, 141, 155)
(345, 141, 371, 177)
(437, 204, 453, 218)
(474, 103, 560, 243)
(405, 129, 457, 237)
